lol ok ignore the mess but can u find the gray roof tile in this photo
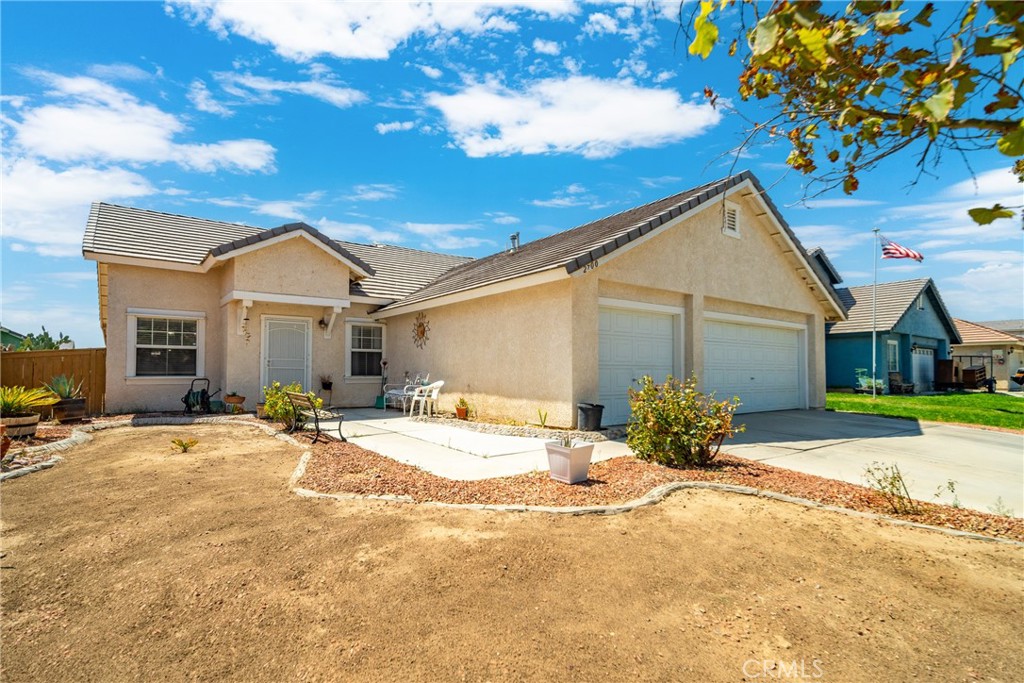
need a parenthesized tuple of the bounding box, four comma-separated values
(828, 278, 961, 341)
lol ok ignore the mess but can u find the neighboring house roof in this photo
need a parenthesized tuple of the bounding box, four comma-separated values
(975, 319, 1024, 336)
(953, 318, 1024, 346)
(380, 170, 845, 318)
(82, 203, 468, 301)
(805, 247, 843, 286)
(828, 278, 962, 342)
(1, 325, 25, 340)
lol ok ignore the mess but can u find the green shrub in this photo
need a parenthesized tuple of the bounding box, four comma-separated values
(44, 374, 84, 399)
(0, 386, 59, 416)
(626, 375, 743, 467)
(261, 381, 321, 427)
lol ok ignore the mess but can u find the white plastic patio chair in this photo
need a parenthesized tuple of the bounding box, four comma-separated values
(409, 380, 444, 417)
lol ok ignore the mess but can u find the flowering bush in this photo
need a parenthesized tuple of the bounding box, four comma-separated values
(262, 381, 321, 427)
(626, 375, 743, 467)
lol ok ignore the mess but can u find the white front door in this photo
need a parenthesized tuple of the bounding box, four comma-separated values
(598, 307, 676, 426)
(703, 319, 803, 413)
(912, 347, 935, 393)
(261, 316, 311, 396)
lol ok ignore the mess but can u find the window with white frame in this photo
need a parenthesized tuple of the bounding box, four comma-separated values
(128, 311, 205, 377)
(722, 200, 741, 238)
(886, 340, 899, 373)
(347, 323, 384, 377)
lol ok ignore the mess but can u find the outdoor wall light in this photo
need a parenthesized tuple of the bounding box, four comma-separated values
(318, 318, 328, 329)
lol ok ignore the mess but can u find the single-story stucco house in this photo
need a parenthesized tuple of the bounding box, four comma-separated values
(825, 278, 961, 393)
(82, 170, 847, 426)
(952, 318, 1024, 391)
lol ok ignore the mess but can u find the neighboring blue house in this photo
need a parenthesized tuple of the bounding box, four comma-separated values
(824, 277, 961, 393)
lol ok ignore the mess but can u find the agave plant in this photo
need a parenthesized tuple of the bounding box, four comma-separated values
(0, 386, 59, 416)
(43, 374, 84, 399)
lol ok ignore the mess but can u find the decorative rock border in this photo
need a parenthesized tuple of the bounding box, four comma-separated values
(412, 415, 626, 442)
(4, 416, 1018, 548)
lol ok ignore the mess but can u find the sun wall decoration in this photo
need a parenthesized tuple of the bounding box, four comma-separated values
(412, 312, 430, 349)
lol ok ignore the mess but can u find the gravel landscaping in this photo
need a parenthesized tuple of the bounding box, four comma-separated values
(298, 438, 1024, 542)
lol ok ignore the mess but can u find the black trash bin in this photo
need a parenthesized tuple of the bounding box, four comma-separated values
(577, 403, 604, 431)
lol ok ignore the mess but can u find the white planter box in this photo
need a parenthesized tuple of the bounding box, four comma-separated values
(545, 441, 594, 484)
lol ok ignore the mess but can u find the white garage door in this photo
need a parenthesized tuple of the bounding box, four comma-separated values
(703, 319, 802, 413)
(912, 347, 934, 393)
(598, 307, 676, 425)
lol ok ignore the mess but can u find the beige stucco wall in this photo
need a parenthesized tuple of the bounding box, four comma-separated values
(380, 192, 835, 425)
(382, 280, 576, 425)
(104, 263, 227, 412)
(224, 235, 351, 300)
(103, 236, 373, 413)
(951, 342, 1024, 389)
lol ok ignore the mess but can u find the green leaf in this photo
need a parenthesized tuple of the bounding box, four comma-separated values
(947, 39, 963, 71)
(797, 27, 829, 64)
(910, 3, 934, 26)
(751, 15, 780, 56)
(967, 205, 1015, 225)
(996, 126, 1024, 156)
(921, 81, 955, 122)
(828, 149, 840, 162)
(975, 36, 1016, 55)
(688, 1, 719, 60)
(873, 10, 904, 32)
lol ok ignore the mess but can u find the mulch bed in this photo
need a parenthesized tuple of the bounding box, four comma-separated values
(298, 439, 1024, 543)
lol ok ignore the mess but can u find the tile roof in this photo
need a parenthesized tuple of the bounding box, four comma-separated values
(381, 171, 845, 317)
(828, 278, 961, 341)
(805, 247, 843, 285)
(208, 222, 374, 277)
(954, 319, 1024, 345)
(83, 203, 470, 301)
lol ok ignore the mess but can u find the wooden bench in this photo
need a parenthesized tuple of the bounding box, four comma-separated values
(285, 391, 346, 443)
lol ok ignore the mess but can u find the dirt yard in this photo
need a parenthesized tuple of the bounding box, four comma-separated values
(2, 425, 1022, 682)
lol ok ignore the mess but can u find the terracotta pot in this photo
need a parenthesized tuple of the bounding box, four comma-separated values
(455, 406, 468, 420)
(1, 413, 41, 438)
(52, 397, 87, 422)
(224, 395, 246, 405)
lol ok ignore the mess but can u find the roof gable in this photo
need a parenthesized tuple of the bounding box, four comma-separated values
(829, 278, 961, 341)
(378, 171, 846, 320)
(954, 318, 1024, 345)
(204, 222, 373, 279)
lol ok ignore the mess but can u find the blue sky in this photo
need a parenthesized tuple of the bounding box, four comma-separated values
(2, 1, 1021, 348)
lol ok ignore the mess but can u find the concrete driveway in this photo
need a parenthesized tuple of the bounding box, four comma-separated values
(727, 410, 1024, 518)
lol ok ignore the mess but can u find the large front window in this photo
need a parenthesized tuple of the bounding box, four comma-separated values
(349, 324, 383, 377)
(135, 317, 198, 375)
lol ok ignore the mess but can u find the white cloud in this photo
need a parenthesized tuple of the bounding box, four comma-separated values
(401, 221, 495, 250)
(10, 70, 275, 172)
(427, 75, 721, 159)
(316, 218, 403, 244)
(942, 262, 1024, 320)
(415, 64, 443, 79)
(800, 198, 884, 209)
(653, 70, 675, 83)
(344, 184, 400, 202)
(946, 167, 1021, 199)
(86, 63, 154, 81)
(375, 120, 416, 135)
(639, 175, 681, 188)
(254, 200, 309, 222)
(215, 71, 366, 108)
(532, 38, 560, 55)
(531, 182, 610, 209)
(169, 1, 577, 61)
(188, 79, 233, 116)
(583, 12, 618, 36)
(789, 224, 872, 257)
(1, 158, 157, 256)
(931, 250, 1024, 265)
(489, 212, 520, 225)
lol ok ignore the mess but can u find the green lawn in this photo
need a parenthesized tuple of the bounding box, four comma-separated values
(826, 392, 1024, 430)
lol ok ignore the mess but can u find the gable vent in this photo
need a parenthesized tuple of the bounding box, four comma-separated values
(722, 201, 740, 238)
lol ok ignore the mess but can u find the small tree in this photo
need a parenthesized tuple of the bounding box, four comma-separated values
(626, 375, 744, 467)
(18, 326, 72, 351)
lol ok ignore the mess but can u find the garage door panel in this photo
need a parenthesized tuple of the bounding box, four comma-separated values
(599, 307, 677, 426)
(704, 319, 802, 414)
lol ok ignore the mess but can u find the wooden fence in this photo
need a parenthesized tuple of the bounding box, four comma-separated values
(1, 348, 106, 415)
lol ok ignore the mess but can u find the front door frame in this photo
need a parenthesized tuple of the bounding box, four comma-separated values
(260, 315, 313, 397)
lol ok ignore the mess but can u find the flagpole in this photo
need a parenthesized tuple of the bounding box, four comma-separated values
(872, 227, 879, 398)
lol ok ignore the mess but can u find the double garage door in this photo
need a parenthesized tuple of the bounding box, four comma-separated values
(598, 307, 803, 425)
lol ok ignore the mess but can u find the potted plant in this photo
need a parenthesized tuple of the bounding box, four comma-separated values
(320, 374, 333, 391)
(224, 392, 246, 413)
(544, 434, 594, 484)
(455, 396, 469, 420)
(44, 374, 87, 422)
(0, 386, 59, 438)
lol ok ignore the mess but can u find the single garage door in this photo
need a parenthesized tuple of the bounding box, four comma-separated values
(912, 347, 934, 393)
(599, 307, 676, 425)
(703, 319, 802, 413)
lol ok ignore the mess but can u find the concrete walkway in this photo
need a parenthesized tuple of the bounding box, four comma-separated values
(325, 408, 631, 480)
(729, 410, 1024, 518)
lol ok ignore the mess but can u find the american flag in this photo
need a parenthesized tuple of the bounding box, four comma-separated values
(880, 235, 924, 262)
